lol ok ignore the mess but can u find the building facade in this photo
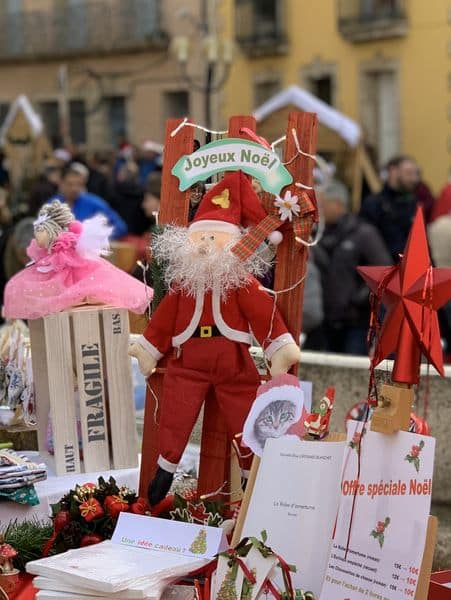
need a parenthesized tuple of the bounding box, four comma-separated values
(220, 0, 451, 192)
(0, 1, 450, 192)
(0, 0, 212, 149)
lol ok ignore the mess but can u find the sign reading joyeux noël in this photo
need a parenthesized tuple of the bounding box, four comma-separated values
(172, 138, 293, 195)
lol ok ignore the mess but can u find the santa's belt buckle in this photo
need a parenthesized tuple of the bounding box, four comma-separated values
(200, 325, 213, 338)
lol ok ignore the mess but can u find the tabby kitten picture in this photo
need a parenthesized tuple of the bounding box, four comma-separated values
(253, 399, 297, 452)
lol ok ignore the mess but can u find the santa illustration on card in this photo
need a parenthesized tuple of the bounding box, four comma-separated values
(130, 171, 301, 505)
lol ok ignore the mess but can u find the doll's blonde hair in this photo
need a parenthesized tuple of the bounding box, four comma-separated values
(34, 200, 74, 246)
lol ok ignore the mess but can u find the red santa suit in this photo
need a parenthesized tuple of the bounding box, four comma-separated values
(137, 171, 294, 475)
(138, 277, 294, 473)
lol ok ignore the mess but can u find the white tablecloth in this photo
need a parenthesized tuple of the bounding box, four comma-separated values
(0, 452, 140, 524)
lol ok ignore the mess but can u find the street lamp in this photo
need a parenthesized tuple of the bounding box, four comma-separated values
(171, 3, 234, 140)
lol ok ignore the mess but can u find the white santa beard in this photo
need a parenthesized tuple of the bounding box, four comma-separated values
(152, 225, 272, 297)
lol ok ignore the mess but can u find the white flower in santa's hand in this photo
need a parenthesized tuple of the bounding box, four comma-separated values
(274, 190, 300, 222)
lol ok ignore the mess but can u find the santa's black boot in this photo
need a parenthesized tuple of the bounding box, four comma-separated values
(148, 467, 174, 506)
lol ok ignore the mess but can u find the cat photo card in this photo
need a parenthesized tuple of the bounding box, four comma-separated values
(242, 373, 307, 457)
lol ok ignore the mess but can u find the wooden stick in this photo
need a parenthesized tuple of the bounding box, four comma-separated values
(231, 456, 260, 546)
(415, 515, 438, 600)
(138, 117, 193, 496)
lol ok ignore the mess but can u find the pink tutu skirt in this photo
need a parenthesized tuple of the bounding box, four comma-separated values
(4, 252, 153, 320)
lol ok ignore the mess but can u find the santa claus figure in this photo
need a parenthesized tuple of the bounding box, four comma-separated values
(130, 171, 301, 505)
(304, 387, 335, 439)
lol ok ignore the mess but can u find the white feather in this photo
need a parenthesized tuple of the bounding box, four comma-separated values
(76, 214, 113, 258)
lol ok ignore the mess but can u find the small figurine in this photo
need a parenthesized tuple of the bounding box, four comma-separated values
(4, 200, 153, 320)
(0, 535, 18, 575)
(304, 387, 335, 439)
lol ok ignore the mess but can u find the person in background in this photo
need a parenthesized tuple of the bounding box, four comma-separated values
(317, 180, 392, 355)
(188, 181, 206, 222)
(113, 143, 134, 180)
(360, 155, 420, 261)
(0, 218, 35, 315)
(301, 257, 324, 350)
(110, 161, 150, 236)
(52, 148, 72, 169)
(87, 151, 113, 202)
(142, 171, 161, 227)
(428, 215, 451, 354)
(56, 162, 127, 239)
(27, 162, 62, 216)
(137, 140, 162, 187)
(0, 151, 9, 190)
(415, 174, 435, 223)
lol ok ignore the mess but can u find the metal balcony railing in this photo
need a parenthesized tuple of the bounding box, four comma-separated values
(0, 0, 168, 61)
(235, 0, 288, 57)
(338, 0, 408, 42)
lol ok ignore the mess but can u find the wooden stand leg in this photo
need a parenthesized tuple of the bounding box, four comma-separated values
(415, 516, 438, 600)
(138, 368, 164, 498)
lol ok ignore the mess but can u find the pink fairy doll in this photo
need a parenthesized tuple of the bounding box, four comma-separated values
(3, 200, 153, 319)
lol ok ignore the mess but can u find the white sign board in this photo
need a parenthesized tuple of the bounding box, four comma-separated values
(241, 436, 346, 597)
(112, 512, 227, 559)
(320, 421, 434, 600)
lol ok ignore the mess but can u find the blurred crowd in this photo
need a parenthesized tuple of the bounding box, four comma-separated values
(304, 155, 451, 356)
(0, 143, 450, 357)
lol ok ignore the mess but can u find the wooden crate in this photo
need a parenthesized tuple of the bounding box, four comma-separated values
(29, 306, 138, 476)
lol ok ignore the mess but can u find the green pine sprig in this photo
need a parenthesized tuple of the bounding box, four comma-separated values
(2, 518, 54, 571)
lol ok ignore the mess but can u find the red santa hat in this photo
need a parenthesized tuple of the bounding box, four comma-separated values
(242, 374, 305, 455)
(319, 387, 334, 410)
(188, 171, 282, 244)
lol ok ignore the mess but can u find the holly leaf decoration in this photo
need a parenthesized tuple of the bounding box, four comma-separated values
(206, 512, 224, 527)
(413, 458, 420, 473)
(187, 501, 210, 524)
(378, 533, 384, 549)
(51, 502, 62, 517)
(170, 507, 193, 523)
(174, 492, 188, 511)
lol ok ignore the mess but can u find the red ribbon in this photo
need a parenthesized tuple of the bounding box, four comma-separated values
(420, 266, 434, 420)
(223, 549, 257, 584)
(264, 579, 281, 600)
(274, 551, 295, 600)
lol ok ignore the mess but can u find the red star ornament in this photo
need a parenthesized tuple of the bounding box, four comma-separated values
(358, 207, 451, 385)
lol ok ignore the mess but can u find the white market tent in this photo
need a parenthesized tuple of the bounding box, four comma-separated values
(0, 94, 44, 145)
(252, 85, 381, 209)
(253, 84, 361, 147)
(0, 95, 52, 193)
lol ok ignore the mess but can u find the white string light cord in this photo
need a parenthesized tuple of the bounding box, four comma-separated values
(170, 117, 228, 138)
(146, 379, 160, 425)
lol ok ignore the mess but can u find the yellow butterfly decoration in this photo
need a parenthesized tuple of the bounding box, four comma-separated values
(211, 189, 230, 209)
